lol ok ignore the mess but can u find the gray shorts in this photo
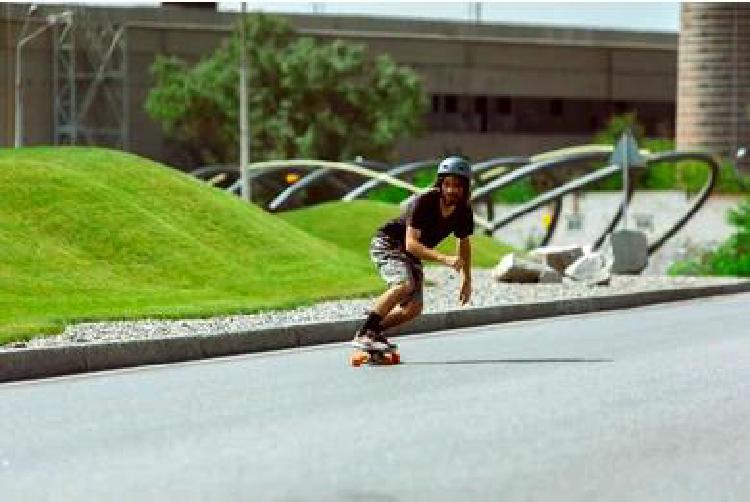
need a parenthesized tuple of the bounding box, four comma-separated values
(369, 234, 424, 306)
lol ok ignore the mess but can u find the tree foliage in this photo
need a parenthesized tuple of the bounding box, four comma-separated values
(145, 13, 426, 167)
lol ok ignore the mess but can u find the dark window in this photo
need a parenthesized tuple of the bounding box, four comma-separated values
(475, 96, 489, 133)
(445, 95, 458, 114)
(495, 97, 512, 115)
(550, 99, 563, 117)
(431, 95, 441, 113)
(423, 95, 674, 136)
(474, 96, 488, 114)
(614, 101, 629, 114)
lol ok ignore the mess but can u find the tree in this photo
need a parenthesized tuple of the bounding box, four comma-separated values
(145, 13, 427, 167)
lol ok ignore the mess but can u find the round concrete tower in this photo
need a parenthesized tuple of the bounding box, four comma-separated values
(677, 3, 750, 169)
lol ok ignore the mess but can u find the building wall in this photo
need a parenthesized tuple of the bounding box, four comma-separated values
(0, 5, 678, 166)
(0, 14, 56, 146)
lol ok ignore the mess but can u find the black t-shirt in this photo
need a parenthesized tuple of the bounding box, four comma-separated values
(377, 189, 474, 252)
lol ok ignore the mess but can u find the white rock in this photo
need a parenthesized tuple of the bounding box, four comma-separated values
(493, 253, 559, 283)
(529, 245, 585, 273)
(565, 251, 613, 286)
(538, 269, 563, 284)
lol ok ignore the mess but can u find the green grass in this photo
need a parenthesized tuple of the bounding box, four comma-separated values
(279, 200, 516, 268)
(0, 147, 384, 344)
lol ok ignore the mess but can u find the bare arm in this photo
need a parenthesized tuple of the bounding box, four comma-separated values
(457, 237, 472, 305)
(405, 226, 463, 270)
(458, 237, 472, 280)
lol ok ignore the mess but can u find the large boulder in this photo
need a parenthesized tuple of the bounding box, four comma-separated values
(529, 245, 585, 274)
(493, 253, 562, 283)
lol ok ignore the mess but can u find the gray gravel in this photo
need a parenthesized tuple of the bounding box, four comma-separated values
(2, 269, 745, 351)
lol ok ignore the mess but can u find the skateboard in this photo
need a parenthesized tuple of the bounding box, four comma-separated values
(349, 346, 401, 367)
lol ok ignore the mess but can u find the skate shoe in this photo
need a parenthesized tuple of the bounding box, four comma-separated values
(352, 329, 396, 351)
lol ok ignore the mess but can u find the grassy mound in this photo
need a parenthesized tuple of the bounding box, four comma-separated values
(0, 147, 382, 343)
(279, 200, 515, 268)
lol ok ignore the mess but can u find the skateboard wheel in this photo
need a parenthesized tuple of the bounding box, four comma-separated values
(350, 351, 367, 367)
(391, 352, 401, 364)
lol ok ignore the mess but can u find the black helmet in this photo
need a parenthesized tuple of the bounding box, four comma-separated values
(437, 156, 472, 181)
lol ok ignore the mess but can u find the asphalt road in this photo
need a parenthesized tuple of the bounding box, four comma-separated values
(2, 293, 749, 501)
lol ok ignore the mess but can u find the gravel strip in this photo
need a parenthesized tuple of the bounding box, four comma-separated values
(3, 270, 746, 351)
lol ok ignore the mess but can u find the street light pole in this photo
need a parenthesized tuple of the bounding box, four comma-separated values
(239, 2, 251, 202)
(14, 38, 23, 148)
(14, 5, 35, 148)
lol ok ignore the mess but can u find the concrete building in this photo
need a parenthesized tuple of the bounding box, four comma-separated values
(1, 4, 678, 167)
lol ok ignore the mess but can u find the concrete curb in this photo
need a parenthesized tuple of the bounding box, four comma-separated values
(2, 281, 750, 383)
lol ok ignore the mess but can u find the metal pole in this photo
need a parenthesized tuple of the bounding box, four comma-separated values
(239, 2, 250, 202)
(14, 6, 33, 148)
(14, 41, 22, 148)
(621, 131, 630, 230)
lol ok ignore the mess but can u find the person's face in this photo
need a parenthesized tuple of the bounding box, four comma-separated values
(440, 175, 465, 207)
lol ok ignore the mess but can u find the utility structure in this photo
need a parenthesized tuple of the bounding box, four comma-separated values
(53, 6, 129, 149)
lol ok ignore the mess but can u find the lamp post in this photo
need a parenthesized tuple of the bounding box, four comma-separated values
(14, 8, 72, 148)
(239, 2, 251, 202)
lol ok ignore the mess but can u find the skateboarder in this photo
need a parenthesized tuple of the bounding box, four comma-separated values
(353, 156, 474, 351)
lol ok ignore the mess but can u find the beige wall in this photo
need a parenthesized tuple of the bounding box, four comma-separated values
(322, 33, 675, 101)
(127, 24, 228, 161)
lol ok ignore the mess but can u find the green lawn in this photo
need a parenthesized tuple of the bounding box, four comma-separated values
(0, 147, 383, 344)
(279, 200, 515, 268)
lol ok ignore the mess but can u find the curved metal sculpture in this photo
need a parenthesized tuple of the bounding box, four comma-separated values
(341, 159, 437, 201)
(247, 159, 423, 195)
(475, 151, 719, 255)
(641, 152, 719, 254)
(244, 159, 494, 230)
(268, 168, 335, 212)
(190, 165, 240, 190)
(270, 159, 407, 211)
(190, 141, 719, 259)
(470, 149, 616, 245)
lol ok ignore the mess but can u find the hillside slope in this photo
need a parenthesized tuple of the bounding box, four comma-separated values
(279, 200, 515, 268)
(0, 148, 380, 342)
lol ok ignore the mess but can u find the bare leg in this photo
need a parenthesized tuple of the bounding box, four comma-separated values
(371, 282, 415, 319)
(381, 300, 423, 332)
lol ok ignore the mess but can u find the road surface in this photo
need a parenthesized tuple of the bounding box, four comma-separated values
(2, 293, 749, 501)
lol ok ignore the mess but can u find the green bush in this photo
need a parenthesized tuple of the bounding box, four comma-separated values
(669, 199, 750, 277)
